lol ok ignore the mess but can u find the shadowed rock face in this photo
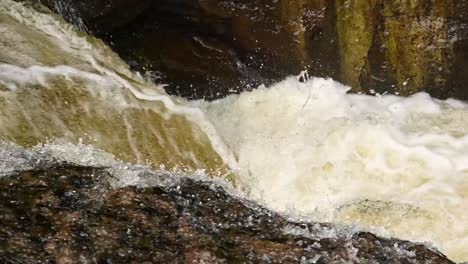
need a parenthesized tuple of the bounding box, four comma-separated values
(99, 0, 315, 99)
(448, 0, 468, 100)
(38, 0, 468, 100)
(39, 0, 151, 33)
(0, 164, 455, 263)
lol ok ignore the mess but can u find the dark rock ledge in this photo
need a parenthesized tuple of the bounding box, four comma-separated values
(0, 164, 455, 264)
(37, 0, 468, 101)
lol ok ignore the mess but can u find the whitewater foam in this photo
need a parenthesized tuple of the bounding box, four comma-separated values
(199, 76, 468, 261)
(1, 0, 468, 261)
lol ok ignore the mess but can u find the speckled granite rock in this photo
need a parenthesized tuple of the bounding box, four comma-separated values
(0, 164, 454, 263)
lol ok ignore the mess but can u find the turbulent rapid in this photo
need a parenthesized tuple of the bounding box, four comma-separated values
(199, 77, 468, 261)
(1, 0, 467, 262)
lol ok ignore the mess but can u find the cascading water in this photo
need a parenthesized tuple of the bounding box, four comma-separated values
(0, 0, 236, 175)
(0, 0, 467, 262)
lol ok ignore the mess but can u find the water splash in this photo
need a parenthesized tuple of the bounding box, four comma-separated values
(200, 77, 468, 261)
(1, 0, 467, 261)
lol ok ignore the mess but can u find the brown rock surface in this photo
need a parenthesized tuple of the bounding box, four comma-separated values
(37, 0, 468, 100)
(0, 163, 455, 263)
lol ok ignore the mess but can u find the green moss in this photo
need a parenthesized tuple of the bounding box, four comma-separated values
(333, 0, 454, 96)
(381, 1, 452, 95)
(335, 0, 380, 91)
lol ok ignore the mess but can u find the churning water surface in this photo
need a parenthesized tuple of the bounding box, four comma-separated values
(0, 0, 467, 261)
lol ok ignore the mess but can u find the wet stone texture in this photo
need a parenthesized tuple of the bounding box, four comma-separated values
(0, 164, 455, 263)
(37, 0, 468, 101)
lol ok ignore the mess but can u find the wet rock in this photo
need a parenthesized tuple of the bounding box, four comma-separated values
(99, 0, 321, 99)
(37, 0, 468, 100)
(357, 0, 467, 98)
(39, 0, 151, 33)
(447, 0, 468, 100)
(38, 0, 332, 99)
(107, 23, 264, 99)
(0, 163, 455, 263)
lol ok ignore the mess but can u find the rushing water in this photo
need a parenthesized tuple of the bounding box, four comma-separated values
(1, 0, 467, 262)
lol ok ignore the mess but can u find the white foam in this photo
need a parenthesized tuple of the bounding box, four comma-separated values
(200, 76, 468, 262)
(1, 0, 468, 261)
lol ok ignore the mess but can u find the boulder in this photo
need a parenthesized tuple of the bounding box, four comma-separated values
(0, 163, 455, 263)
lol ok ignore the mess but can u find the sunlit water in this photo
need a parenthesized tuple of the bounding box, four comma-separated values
(0, 0, 467, 261)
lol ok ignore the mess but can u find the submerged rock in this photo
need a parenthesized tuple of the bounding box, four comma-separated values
(0, 163, 455, 263)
